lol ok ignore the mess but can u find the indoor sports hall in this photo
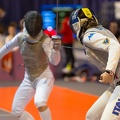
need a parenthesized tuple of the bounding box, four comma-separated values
(0, 39, 109, 120)
(0, 0, 120, 120)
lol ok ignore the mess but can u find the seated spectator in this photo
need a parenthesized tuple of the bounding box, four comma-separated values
(19, 18, 24, 32)
(0, 25, 6, 48)
(0, 7, 8, 34)
(1, 22, 18, 73)
(59, 16, 75, 74)
(108, 20, 120, 43)
(64, 62, 101, 83)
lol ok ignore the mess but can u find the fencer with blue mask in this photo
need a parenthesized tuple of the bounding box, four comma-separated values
(69, 7, 120, 120)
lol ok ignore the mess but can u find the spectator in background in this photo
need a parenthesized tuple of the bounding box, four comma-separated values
(0, 25, 6, 48)
(59, 16, 75, 75)
(0, 7, 8, 34)
(5, 22, 17, 42)
(1, 22, 18, 73)
(69, 7, 120, 120)
(64, 62, 101, 82)
(44, 26, 56, 38)
(19, 18, 24, 32)
(109, 20, 120, 43)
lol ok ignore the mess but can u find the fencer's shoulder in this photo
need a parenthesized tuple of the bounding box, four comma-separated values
(83, 30, 105, 42)
(43, 33, 49, 38)
(42, 34, 53, 47)
(16, 32, 24, 38)
(14, 32, 26, 44)
(10, 32, 22, 41)
(43, 33, 51, 41)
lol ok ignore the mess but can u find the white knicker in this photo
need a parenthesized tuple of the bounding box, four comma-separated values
(86, 79, 120, 120)
(12, 72, 54, 117)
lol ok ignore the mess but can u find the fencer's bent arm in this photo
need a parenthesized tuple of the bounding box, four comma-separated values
(106, 42, 120, 73)
(83, 32, 120, 73)
(42, 38, 61, 65)
(0, 35, 19, 59)
(49, 49, 61, 65)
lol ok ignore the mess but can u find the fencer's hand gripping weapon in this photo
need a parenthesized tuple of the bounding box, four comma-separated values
(51, 0, 82, 51)
(51, 0, 61, 48)
(52, 35, 61, 51)
(99, 70, 114, 84)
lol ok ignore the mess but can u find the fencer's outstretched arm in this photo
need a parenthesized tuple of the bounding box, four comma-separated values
(42, 37, 61, 65)
(83, 32, 120, 73)
(0, 34, 19, 59)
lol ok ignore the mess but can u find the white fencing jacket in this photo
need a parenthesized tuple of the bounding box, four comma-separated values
(81, 25, 120, 80)
(0, 30, 61, 81)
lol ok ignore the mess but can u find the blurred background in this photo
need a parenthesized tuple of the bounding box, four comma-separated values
(0, 0, 120, 95)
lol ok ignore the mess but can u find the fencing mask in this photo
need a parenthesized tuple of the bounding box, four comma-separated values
(24, 11, 43, 37)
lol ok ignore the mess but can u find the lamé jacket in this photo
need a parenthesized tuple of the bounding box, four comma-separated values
(81, 25, 120, 84)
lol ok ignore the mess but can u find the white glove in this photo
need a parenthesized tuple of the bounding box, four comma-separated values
(99, 70, 114, 84)
(52, 35, 61, 51)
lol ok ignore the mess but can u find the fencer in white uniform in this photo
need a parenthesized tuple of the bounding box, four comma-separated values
(69, 8, 120, 120)
(0, 11, 61, 120)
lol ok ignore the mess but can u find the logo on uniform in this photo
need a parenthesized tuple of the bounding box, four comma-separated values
(112, 96, 120, 116)
(103, 38, 109, 44)
(88, 33, 95, 40)
(6, 44, 10, 49)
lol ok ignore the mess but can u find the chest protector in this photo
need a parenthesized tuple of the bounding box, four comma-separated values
(18, 34, 49, 81)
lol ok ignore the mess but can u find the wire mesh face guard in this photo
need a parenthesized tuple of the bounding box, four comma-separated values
(69, 9, 81, 34)
(69, 8, 93, 34)
(24, 11, 43, 37)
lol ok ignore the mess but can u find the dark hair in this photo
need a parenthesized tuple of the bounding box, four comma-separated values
(9, 21, 18, 28)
